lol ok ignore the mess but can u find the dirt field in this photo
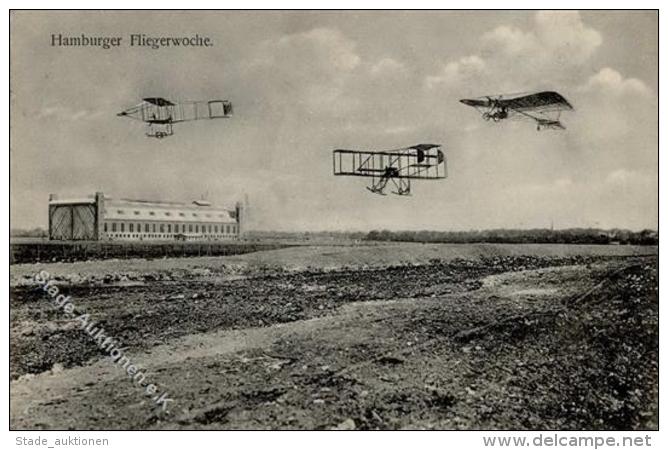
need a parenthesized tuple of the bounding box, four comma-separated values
(9, 243, 658, 430)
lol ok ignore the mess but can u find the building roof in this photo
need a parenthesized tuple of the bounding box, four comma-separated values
(49, 198, 96, 205)
(50, 194, 237, 224)
(105, 198, 236, 223)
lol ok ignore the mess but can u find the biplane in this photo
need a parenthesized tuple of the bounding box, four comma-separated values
(333, 144, 447, 196)
(460, 91, 573, 130)
(118, 97, 233, 138)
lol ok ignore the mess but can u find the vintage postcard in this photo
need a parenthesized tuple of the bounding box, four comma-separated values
(9, 9, 658, 439)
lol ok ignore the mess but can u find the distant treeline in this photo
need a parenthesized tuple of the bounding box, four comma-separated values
(247, 228, 658, 245)
(246, 230, 368, 241)
(364, 228, 658, 245)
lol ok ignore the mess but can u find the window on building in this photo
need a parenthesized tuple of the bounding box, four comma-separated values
(152, 224, 156, 233)
(144, 223, 149, 233)
(195, 225, 199, 233)
(214, 225, 218, 233)
(117, 210, 124, 214)
(149, 211, 155, 216)
(120, 223, 125, 232)
(104, 223, 108, 232)
(189, 224, 193, 233)
(167, 224, 171, 233)
(129, 223, 134, 232)
(165, 212, 171, 216)
(160, 224, 164, 233)
(134, 211, 140, 215)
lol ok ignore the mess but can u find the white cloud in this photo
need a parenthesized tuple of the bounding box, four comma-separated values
(36, 105, 99, 121)
(479, 12, 602, 64)
(534, 11, 602, 63)
(383, 125, 415, 135)
(481, 25, 537, 56)
(583, 67, 652, 97)
(370, 57, 406, 76)
(425, 55, 485, 88)
(245, 27, 363, 114)
(606, 168, 649, 185)
(571, 67, 655, 143)
(252, 27, 360, 74)
(555, 177, 573, 188)
(428, 11, 603, 91)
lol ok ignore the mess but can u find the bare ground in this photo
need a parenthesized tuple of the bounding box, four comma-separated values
(9, 244, 658, 430)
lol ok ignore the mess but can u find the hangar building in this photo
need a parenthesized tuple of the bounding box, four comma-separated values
(48, 192, 244, 241)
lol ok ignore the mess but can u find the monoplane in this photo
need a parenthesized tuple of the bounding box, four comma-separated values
(118, 97, 233, 138)
(332, 144, 446, 196)
(460, 91, 573, 130)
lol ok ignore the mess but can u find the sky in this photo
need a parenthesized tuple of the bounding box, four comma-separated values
(10, 11, 658, 231)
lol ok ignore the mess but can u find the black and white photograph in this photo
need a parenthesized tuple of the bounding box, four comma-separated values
(7, 6, 660, 443)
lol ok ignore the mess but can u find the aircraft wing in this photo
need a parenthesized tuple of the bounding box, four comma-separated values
(143, 97, 175, 106)
(460, 98, 490, 108)
(500, 91, 573, 113)
(407, 143, 441, 152)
